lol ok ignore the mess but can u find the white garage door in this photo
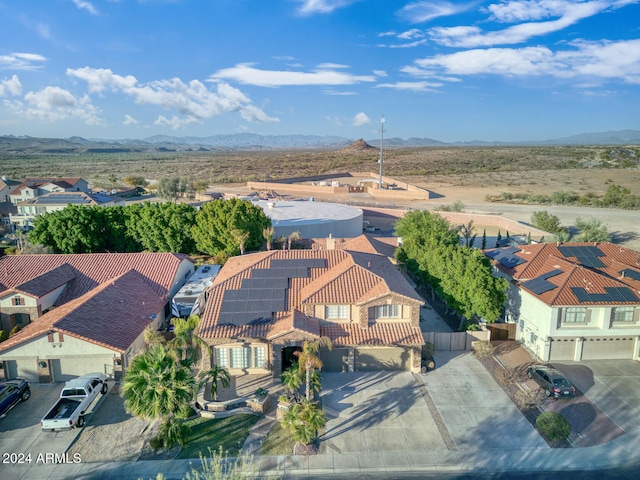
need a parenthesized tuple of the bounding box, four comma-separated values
(581, 337, 635, 360)
(51, 356, 114, 382)
(549, 339, 576, 361)
(10, 358, 39, 383)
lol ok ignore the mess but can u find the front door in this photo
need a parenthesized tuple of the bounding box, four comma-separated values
(281, 346, 302, 371)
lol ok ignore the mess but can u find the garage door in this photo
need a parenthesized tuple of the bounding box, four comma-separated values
(355, 347, 410, 371)
(549, 339, 576, 361)
(51, 356, 114, 382)
(6, 358, 39, 383)
(582, 337, 635, 360)
(320, 348, 349, 372)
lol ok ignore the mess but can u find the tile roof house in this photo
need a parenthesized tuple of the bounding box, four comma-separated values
(0, 252, 194, 383)
(7, 178, 124, 231)
(485, 242, 640, 361)
(198, 234, 425, 375)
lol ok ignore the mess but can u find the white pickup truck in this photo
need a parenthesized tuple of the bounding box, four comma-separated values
(40, 372, 108, 431)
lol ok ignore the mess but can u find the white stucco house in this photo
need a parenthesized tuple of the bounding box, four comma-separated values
(485, 242, 640, 361)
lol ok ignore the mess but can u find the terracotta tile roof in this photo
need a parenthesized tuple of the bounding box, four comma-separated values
(199, 235, 424, 345)
(0, 270, 167, 353)
(0, 252, 191, 301)
(8, 263, 76, 298)
(320, 322, 424, 346)
(487, 242, 640, 306)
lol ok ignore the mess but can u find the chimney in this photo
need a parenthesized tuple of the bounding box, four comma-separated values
(327, 234, 335, 250)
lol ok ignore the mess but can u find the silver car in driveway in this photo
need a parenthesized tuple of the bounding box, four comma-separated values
(528, 365, 576, 398)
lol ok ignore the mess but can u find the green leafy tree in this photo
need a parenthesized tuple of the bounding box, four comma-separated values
(481, 229, 487, 250)
(295, 337, 332, 401)
(530, 211, 564, 234)
(191, 198, 271, 257)
(156, 177, 186, 202)
(281, 399, 327, 447)
(121, 344, 196, 448)
(573, 217, 611, 242)
(125, 202, 197, 253)
(197, 365, 231, 401)
(124, 175, 149, 189)
(29, 205, 108, 253)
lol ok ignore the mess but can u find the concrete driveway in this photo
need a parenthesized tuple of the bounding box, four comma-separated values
(549, 360, 640, 445)
(0, 380, 114, 464)
(320, 351, 545, 463)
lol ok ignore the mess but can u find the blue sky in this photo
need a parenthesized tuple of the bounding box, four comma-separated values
(1, 0, 639, 142)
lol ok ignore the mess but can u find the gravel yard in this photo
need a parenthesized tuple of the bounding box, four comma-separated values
(66, 384, 171, 462)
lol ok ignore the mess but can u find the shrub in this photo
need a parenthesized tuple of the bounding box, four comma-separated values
(536, 411, 571, 441)
(472, 340, 494, 358)
(149, 435, 164, 451)
(494, 366, 517, 386)
(9, 325, 20, 337)
(513, 389, 541, 410)
(0, 330, 8, 343)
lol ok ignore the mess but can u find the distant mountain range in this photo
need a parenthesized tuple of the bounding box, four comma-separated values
(1, 129, 639, 154)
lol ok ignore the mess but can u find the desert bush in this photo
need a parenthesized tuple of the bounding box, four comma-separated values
(536, 411, 571, 441)
(472, 340, 494, 358)
(513, 389, 542, 410)
(494, 366, 517, 386)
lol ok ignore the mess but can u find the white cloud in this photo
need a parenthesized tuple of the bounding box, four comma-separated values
(0, 75, 22, 97)
(124, 114, 138, 125)
(0, 53, 47, 71)
(323, 89, 357, 95)
(352, 112, 371, 126)
(72, 0, 99, 15)
(410, 39, 640, 83)
(397, 1, 475, 23)
(430, 0, 636, 47)
(376, 81, 443, 92)
(210, 63, 376, 87)
(67, 66, 279, 126)
(21, 86, 102, 124)
(296, 0, 358, 15)
(67, 67, 137, 93)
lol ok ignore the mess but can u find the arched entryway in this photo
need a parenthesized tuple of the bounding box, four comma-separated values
(281, 345, 302, 371)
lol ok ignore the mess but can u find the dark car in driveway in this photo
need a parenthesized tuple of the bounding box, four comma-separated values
(0, 378, 31, 416)
(528, 365, 576, 398)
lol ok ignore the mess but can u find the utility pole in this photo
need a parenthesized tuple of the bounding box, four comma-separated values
(378, 116, 385, 189)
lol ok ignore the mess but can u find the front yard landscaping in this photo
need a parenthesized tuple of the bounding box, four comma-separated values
(176, 414, 259, 459)
(260, 421, 297, 455)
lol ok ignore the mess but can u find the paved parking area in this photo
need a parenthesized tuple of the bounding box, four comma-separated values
(320, 351, 546, 459)
(422, 351, 546, 451)
(551, 360, 640, 442)
(0, 380, 114, 463)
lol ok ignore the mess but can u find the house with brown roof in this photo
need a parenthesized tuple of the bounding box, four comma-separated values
(485, 242, 640, 362)
(197, 234, 425, 375)
(0, 252, 194, 382)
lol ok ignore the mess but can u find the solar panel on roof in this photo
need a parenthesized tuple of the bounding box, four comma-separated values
(620, 268, 640, 281)
(558, 245, 605, 268)
(571, 286, 638, 303)
(522, 278, 557, 295)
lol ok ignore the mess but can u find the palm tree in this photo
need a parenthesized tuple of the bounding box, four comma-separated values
(287, 231, 301, 250)
(281, 399, 327, 446)
(263, 226, 275, 251)
(143, 326, 165, 347)
(121, 344, 195, 447)
(295, 337, 332, 401)
(168, 315, 211, 368)
(458, 220, 477, 248)
(197, 365, 231, 401)
(281, 363, 303, 401)
(231, 228, 250, 255)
